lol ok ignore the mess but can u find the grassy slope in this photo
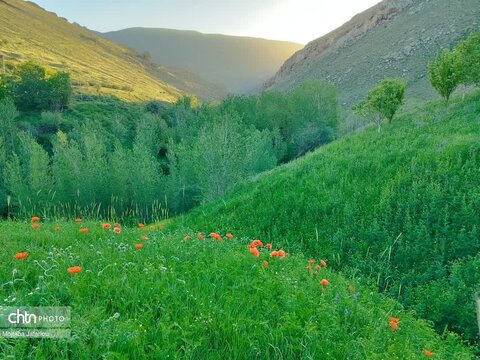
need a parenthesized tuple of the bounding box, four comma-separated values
(0, 220, 473, 358)
(264, 0, 479, 106)
(0, 0, 225, 102)
(102, 28, 303, 93)
(179, 93, 480, 340)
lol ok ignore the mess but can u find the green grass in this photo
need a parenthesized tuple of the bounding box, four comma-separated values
(0, 220, 473, 358)
(177, 92, 480, 343)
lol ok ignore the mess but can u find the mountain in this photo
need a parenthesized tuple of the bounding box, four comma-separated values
(263, 0, 479, 106)
(178, 92, 480, 344)
(0, 0, 226, 102)
(101, 28, 303, 93)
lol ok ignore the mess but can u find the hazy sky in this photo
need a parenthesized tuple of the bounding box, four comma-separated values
(31, 0, 381, 44)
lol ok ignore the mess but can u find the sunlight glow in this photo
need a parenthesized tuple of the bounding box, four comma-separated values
(244, 0, 381, 44)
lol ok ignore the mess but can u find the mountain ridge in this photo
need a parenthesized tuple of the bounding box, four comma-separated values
(263, 0, 479, 106)
(0, 0, 226, 102)
(101, 27, 303, 93)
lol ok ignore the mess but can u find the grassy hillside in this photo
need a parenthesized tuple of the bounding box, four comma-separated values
(264, 0, 479, 107)
(0, 220, 473, 358)
(0, 0, 226, 102)
(102, 28, 303, 93)
(178, 93, 480, 343)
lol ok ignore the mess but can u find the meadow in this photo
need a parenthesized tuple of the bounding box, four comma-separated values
(0, 218, 474, 358)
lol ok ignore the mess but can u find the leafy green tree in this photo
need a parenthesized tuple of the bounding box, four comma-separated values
(10, 61, 72, 112)
(51, 131, 83, 204)
(457, 32, 480, 87)
(287, 81, 338, 156)
(47, 71, 72, 110)
(11, 61, 50, 112)
(353, 78, 406, 131)
(428, 49, 463, 104)
(0, 98, 19, 156)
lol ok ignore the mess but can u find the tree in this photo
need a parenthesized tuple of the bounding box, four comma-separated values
(428, 49, 463, 104)
(47, 71, 72, 110)
(10, 61, 72, 112)
(353, 78, 406, 131)
(0, 98, 19, 156)
(457, 32, 480, 87)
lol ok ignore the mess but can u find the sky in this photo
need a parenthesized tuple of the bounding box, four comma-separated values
(31, 0, 381, 44)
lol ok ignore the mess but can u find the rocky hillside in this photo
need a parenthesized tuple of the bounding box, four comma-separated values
(102, 28, 303, 93)
(264, 0, 479, 106)
(0, 0, 226, 102)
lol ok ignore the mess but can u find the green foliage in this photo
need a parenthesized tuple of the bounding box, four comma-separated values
(408, 255, 480, 343)
(353, 78, 406, 131)
(9, 61, 72, 112)
(180, 92, 480, 343)
(0, 221, 474, 358)
(457, 32, 480, 86)
(0, 75, 8, 100)
(169, 112, 277, 207)
(0, 98, 19, 155)
(0, 81, 337, 220)
(428, 49, 464, 104)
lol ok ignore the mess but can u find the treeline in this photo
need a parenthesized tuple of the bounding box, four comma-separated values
(0, 74, 339, 220)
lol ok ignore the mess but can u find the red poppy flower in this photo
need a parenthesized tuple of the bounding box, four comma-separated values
(226, 233, 233, 239)
(270, 251, 278, 257)
(67, 266, 82, 274)
(114, 223, 120, 227)
(424, 350, 433, 357)
(316, 265, 321, 271)
(101, 223, 111, 229)
(308, 259, 315, 265)
(320, 279, 330, 286)
(266, 243, 272, 250)
(307, 265, 313, 271)
(32, 223, 40, 229)
(249, 247, 260, 257)
(138, 223, 145, 228)
(209, 232, 222, 241)
(135, 243, 144, 249)
(197, 234, 204, 240)
(31, 216, 40, 223)
(79, 228, 89, 233)
(251, 240, 264, 247)
(183, 236, 190, 241)
(389, 320, 399, 331)
(389, 317, 400, 324)
(113, 227, 121, 234)
(320, 260, 327, 267)
(15, 252, 29, 260)
(142, 235, 148, 241)
(263, 261, 269, 267)
(277, 250, 286, 258)
(75, 218, 82, 223)
(54, 226, 61, 231)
